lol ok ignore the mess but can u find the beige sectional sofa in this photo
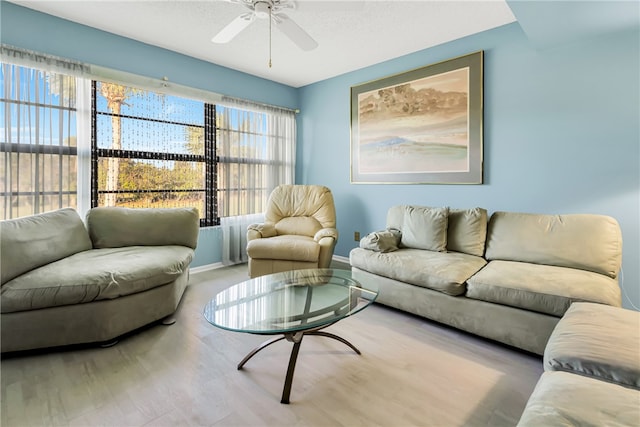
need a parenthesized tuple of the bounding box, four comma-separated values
(518, 302, 640, 425)
(350, 205, 623, 355)
(1, 206, 199, 353)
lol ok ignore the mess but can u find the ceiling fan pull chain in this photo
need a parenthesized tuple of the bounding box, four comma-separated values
(268, 4, 272, 68)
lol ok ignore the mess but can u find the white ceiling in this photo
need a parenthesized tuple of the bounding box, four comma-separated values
(9, 0, 517, 87)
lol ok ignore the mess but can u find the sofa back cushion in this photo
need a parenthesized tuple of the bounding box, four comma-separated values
(386, 205, 406, 231)
(485, 211, 622, 278)
(447, 208, 488, 257)
(87, 207, 199, 249)
(1, 208, 92, 285)
(386, 205, 449, 252)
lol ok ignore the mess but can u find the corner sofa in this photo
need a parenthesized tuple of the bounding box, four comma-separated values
(1, 206, 199, 353)
(518, 302, 640, 425)
(350, 205, 623, 355)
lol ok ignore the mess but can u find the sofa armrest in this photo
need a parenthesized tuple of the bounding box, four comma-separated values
(247, 222, 277, 241)
(87, 207, 200, 249)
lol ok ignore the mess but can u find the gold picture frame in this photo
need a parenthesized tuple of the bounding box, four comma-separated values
(350, 51, 483, 184)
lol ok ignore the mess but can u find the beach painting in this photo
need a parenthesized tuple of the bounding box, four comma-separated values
(351, 51, 483, 184)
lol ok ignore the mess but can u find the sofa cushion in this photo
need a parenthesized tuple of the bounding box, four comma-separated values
(247, 235, 320, 262)
(87, 207, 200, 249)
(485, 211, 622, 278)
(386, 205, 406, 230)
(1, 246, 194, 313)
(544, 302, 640, 390)
(400, 206, 449, 251)
(517, 371, 640, 427)
(350, 247, 486, 296)
(466, 260, 621, 317)
(1, 208, 93, 285)
(447, 207, 487, 257)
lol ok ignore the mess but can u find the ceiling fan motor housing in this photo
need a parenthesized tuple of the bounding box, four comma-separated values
(254, 1, 271, 19)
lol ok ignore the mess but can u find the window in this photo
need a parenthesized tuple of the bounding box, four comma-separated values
(92, 81, 216, 226)
(1, 54, 295, 224)
(216, 104, 295, 217)
(1, 64, 78, 219)
(91, 83, 296, 227)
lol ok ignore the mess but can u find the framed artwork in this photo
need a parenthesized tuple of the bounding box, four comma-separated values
(350, 51, 483, 184)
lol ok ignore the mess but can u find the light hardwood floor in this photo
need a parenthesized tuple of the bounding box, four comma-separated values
(1, 264, 543, 427)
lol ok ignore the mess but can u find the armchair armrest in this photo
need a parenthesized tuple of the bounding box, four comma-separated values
(314, 228, 338, 242)
(247, 222, 277, 241)
(315, 228, 339, 268)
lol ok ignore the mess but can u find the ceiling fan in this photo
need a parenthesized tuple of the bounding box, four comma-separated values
(211, 0, 318, 52)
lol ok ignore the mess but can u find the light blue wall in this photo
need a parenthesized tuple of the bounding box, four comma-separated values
(298, 23, 640, 310)
(0, 1, 299, 267)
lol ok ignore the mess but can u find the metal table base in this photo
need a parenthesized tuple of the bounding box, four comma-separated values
(237, 326, 361, 404)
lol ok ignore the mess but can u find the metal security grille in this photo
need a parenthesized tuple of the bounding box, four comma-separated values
(1, 64, 78, 219)
(91, 81, 217, 226)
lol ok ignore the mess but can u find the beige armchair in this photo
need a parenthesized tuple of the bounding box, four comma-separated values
(246, 185, 338, 278)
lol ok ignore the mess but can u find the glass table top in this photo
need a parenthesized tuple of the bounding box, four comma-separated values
(203, 269, 378, 335)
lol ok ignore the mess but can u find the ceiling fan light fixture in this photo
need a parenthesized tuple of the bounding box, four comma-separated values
(254, 1, 271, 19)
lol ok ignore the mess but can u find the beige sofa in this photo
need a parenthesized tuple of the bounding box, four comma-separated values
(350, 205, 623, 355)
(1, 206, 199, 353)
(518, 302, 640, 425)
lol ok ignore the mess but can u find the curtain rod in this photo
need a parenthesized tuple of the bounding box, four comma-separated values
(1, 44, 300, 114)
(221, 95, 300, 115)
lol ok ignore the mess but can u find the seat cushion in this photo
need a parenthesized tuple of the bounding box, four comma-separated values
(1, 246, 194, 313)
(517, 371, 640, 426)
(350, 247, 486, 296)
(544, 302, 640, 390)
(466, 260, 621, 317)
(247, 235, 320, 262)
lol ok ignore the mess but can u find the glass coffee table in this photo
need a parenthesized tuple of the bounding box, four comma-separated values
(203, 268, 377, 404)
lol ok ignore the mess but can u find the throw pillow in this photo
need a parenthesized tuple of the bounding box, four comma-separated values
(401, 206, 449, 251)
(359, 228, 402, 253)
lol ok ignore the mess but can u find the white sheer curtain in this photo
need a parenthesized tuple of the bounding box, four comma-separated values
(75, 78, 91, 219)
(221, 212, 265, 265)
(1, 46, 91, 220)
(218, 97, 296, 265)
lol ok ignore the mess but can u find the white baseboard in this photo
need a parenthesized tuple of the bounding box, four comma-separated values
(332, 254, 350, 264)
(190, 262, 225, 274)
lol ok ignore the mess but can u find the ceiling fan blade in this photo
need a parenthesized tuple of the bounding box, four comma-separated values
(274, 13, 318, 51)
(212, 12, 255, 44)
